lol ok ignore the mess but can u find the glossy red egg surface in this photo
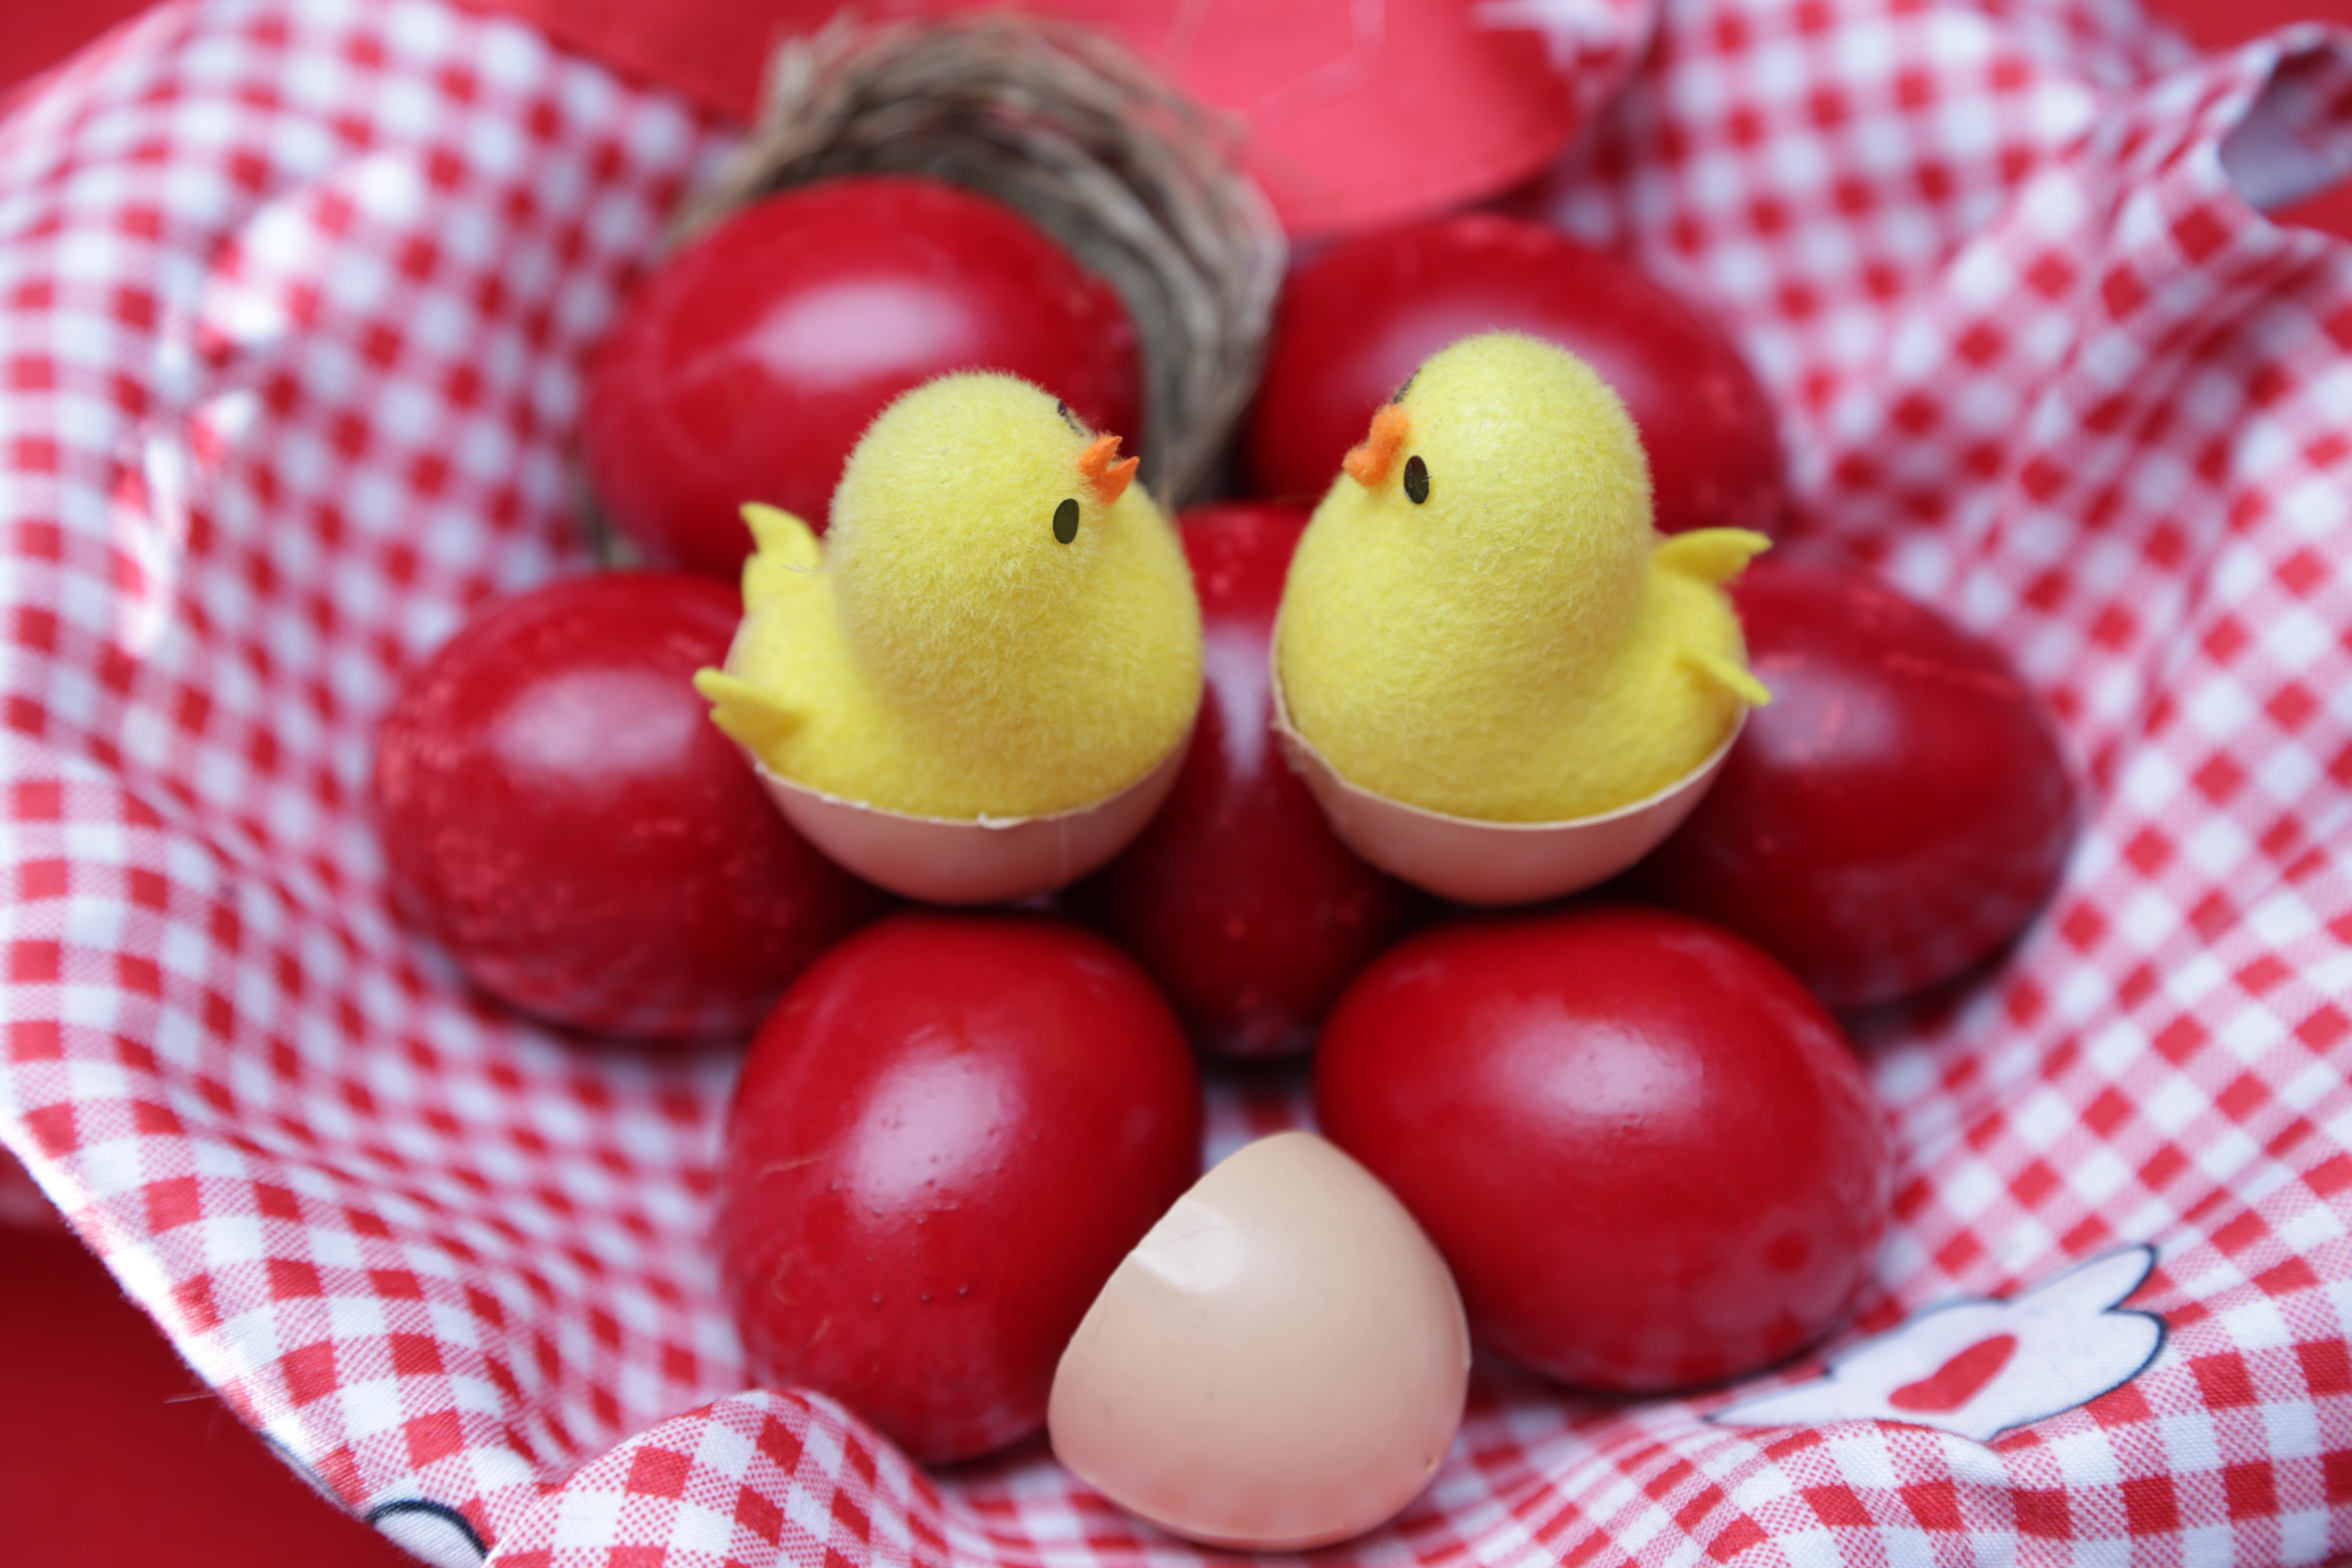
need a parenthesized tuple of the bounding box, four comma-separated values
(373, 573, 878, 1041)
(718, 912, 1203, 1464)
(1243, 212, 1785, 535)
(1075, 502, 1421, 1058)
(1626, 554, 2078, 1010)
(1314, 905, 1888, 1392)
(582, 175, 1142, 577)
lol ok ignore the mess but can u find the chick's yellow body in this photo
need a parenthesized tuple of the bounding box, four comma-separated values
(1277, 332, 1769, 823)
(696, 373, 1201, 820)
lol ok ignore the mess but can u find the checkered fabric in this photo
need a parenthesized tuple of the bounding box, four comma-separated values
(3, 0, 2351, 1563)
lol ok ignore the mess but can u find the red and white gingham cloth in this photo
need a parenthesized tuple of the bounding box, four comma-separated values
(4, 0, 2352, 1562)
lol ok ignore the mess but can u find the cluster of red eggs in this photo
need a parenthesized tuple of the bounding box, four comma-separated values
(370, 176, 2077, 1530)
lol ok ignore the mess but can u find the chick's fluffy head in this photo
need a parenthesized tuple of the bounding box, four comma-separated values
(808, 371, 1200, 811)
(828, 373, 1148, 675)
(1281, 332, 1657, 721)
(1320, 332, 1653, 634)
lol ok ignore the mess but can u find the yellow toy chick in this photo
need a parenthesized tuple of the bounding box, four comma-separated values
(1275, 331, 1770, 824)
(695, 373, 1202, 821)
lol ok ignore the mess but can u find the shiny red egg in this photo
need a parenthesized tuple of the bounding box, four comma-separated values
(1243, 212, 1785, 535)
(1075, 502, 1421, 1058)
(1626, 554, 2079, 1009)
(582, 175, 1142, 577)
(1314, 905, 1888, 1392)
(718, 912, 1202, 1463)
(372, 573, 879, 1041)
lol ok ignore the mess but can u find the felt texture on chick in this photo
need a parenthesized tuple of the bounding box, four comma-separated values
(1277, 333, 1770, 824)
(698, 374, 1203, 821)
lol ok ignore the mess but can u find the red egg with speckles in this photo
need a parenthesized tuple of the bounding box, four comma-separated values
(373, 573, 880, 1041)
(1244, 213, 1785, 535)
(718, 912, 1202, 1462)
(1077, 502, 1421, 1058)
(1315, 904, 1888, 1392)
(1626, 554, 2078, 1009)
(583, 175, 1142, 577)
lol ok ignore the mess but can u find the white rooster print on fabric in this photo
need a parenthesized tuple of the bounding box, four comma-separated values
(1712, 1246, 2166, 1442)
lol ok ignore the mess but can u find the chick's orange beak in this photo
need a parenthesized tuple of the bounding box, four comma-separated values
(1344, 404, 1411, 489)
(1078, 433, 1139, 506)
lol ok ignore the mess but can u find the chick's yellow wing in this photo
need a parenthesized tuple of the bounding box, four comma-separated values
(1653, 527, 1771, 586)
(1679, 647, 1772, 706)
(1648, 528, 1774, 707)
(739, 502, 822, 613)
(692, 668, 799, 760)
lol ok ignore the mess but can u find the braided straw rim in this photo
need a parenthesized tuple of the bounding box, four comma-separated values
(667, 15, 1287, 508)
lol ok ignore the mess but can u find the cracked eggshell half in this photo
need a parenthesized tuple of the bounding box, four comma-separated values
(1269, 637, 1742, 906)
(1048, 1130, 1469, 1552)
(747, 733, 1190, 906)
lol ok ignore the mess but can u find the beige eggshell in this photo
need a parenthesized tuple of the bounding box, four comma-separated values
(1048, 1130, 1469, 1553)
(1268, 647, 1743, 906)
(747, 735, 1188, 906)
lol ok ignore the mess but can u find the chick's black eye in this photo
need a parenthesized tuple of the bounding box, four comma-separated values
(1403, 455, 1430, 505)
(1053, 497, 1080, 543)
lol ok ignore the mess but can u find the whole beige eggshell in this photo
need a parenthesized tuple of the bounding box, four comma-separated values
(1047, 1130, 1469, 1552)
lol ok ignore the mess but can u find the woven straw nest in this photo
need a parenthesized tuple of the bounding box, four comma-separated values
(667, 15, 1289, 509)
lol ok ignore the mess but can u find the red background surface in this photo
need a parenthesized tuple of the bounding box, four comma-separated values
(0, 1, 2344, 1565)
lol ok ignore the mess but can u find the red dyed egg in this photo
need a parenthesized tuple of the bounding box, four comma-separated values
(1314, 905, 1888, 1392)
(583, 175, 1142, 577)
(1627, 554, 2078, 1009)
(373, 573, 878, 1041)
(1243, 213, 1785, 535)
(718, 913, 1202, 1463)
(1076, 502, 1421, 1058)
